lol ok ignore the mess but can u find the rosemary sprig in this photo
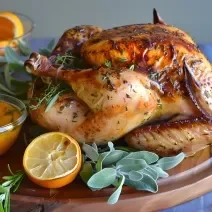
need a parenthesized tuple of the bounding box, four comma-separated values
(0, 165, 25, 212)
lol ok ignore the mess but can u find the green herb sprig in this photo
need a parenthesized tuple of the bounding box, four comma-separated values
(80, 142, 185, 204)
(0, 46, 31, 98)
(38, 39, 55, 57)
(29, 81, 72, 112)
(0, 165, 25, 212)
(104, 60, 112, 68)
(0, 39, 56, 100)
(54, 50, 85, 69)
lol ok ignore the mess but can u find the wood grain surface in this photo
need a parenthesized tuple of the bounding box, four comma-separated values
(0, 120, 212, 212)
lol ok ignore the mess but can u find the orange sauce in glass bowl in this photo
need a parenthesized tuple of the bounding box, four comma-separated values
(0, 95, 27, 155)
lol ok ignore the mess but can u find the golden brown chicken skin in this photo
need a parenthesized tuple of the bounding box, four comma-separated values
(24, 9, 212, 156)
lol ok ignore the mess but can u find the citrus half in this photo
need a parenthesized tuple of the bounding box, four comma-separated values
(0, 11, 24, 48)
(23, 132, 82, 188)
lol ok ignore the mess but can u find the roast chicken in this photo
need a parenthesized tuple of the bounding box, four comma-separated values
(24, 9, 212, 156)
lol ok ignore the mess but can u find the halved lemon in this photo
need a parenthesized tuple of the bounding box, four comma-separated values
(23, 132, 82, 188)
(0, 11, 24, 48)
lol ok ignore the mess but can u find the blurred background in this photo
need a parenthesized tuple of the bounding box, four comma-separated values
(1, 0, 212, 43)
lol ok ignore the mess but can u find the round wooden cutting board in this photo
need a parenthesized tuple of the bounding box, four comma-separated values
(0, 121, 212, 212)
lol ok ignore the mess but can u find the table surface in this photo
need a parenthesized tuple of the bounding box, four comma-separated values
(29, 38, 212, 212)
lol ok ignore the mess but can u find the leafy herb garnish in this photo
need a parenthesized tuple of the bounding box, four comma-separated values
(38, 39, 55, 57)
(129, 64, 135, 71)
(80, 142, 185, 204)
(17, 39, 31, 56)
(148, 71, 159, 81)
(54, 50, 85, 69)
(0, 46, 32, 98)
(119, 58, 128, 62)
(29, 81, 72, 111)
(0, 165, 25, 212)
(104, 60, 112, 68)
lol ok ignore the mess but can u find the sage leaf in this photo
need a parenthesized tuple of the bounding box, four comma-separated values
(108, 142, 115, 151)
(108, 174, 125, 205)
(39, 48, 51, 57)
(125, 173, 158, 193)
(4, 47, 24, 65)
(4, 65, 12, 89)
(102, 150, 128, 167)
(96, 152, 110, 171)
(9, 63, 25, 72)
(117, 158, 147, 168)
(92, 143, 98, 152)
(0, 79, 17, 96)
(156, 152, 185, 170)
(47, 39, 55, 50)
(87, 168, 117, 189)
(82, 143, 99, 162)
(0, 56, 6, 63)
(151, 166, 169, 178)
(18, 39, 31, 56)
(139, 166, 158, 180)
(0, 66, 4, 74)
(129, 171, 143, 181)
(123, 151, 159, 164)
(80, 163, 94, 183)
(115, 146, 136, 152)
(117, 158, 147, 173)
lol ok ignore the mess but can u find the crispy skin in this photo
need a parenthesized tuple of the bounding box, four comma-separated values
(81, 24, 197, 68)
(51, 25, 102, 57)
(81, 24, 212, 117)
(125, 117, 212, 156)
(24, 9, 212, 154)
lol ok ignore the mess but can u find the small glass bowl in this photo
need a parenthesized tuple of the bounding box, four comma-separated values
(0, 12, 35, 56)
(0, 94, 27, 155)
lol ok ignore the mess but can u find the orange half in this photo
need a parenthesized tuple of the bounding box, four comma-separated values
(23, 132, 82, 188)
(0, 11, 24, 48)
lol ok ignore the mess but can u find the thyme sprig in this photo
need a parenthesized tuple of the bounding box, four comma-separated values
(55, 50, 85, 69)
(29, 81, 72, 111)
(55, 52, 76, 67)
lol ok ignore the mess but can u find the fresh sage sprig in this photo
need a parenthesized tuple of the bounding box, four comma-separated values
(38, 39, 55, 57)
(80, 142, 185, 205)
(0, 39, 56, 100)
(0, 47, 31, 98)
(0, 165, 25, 212)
